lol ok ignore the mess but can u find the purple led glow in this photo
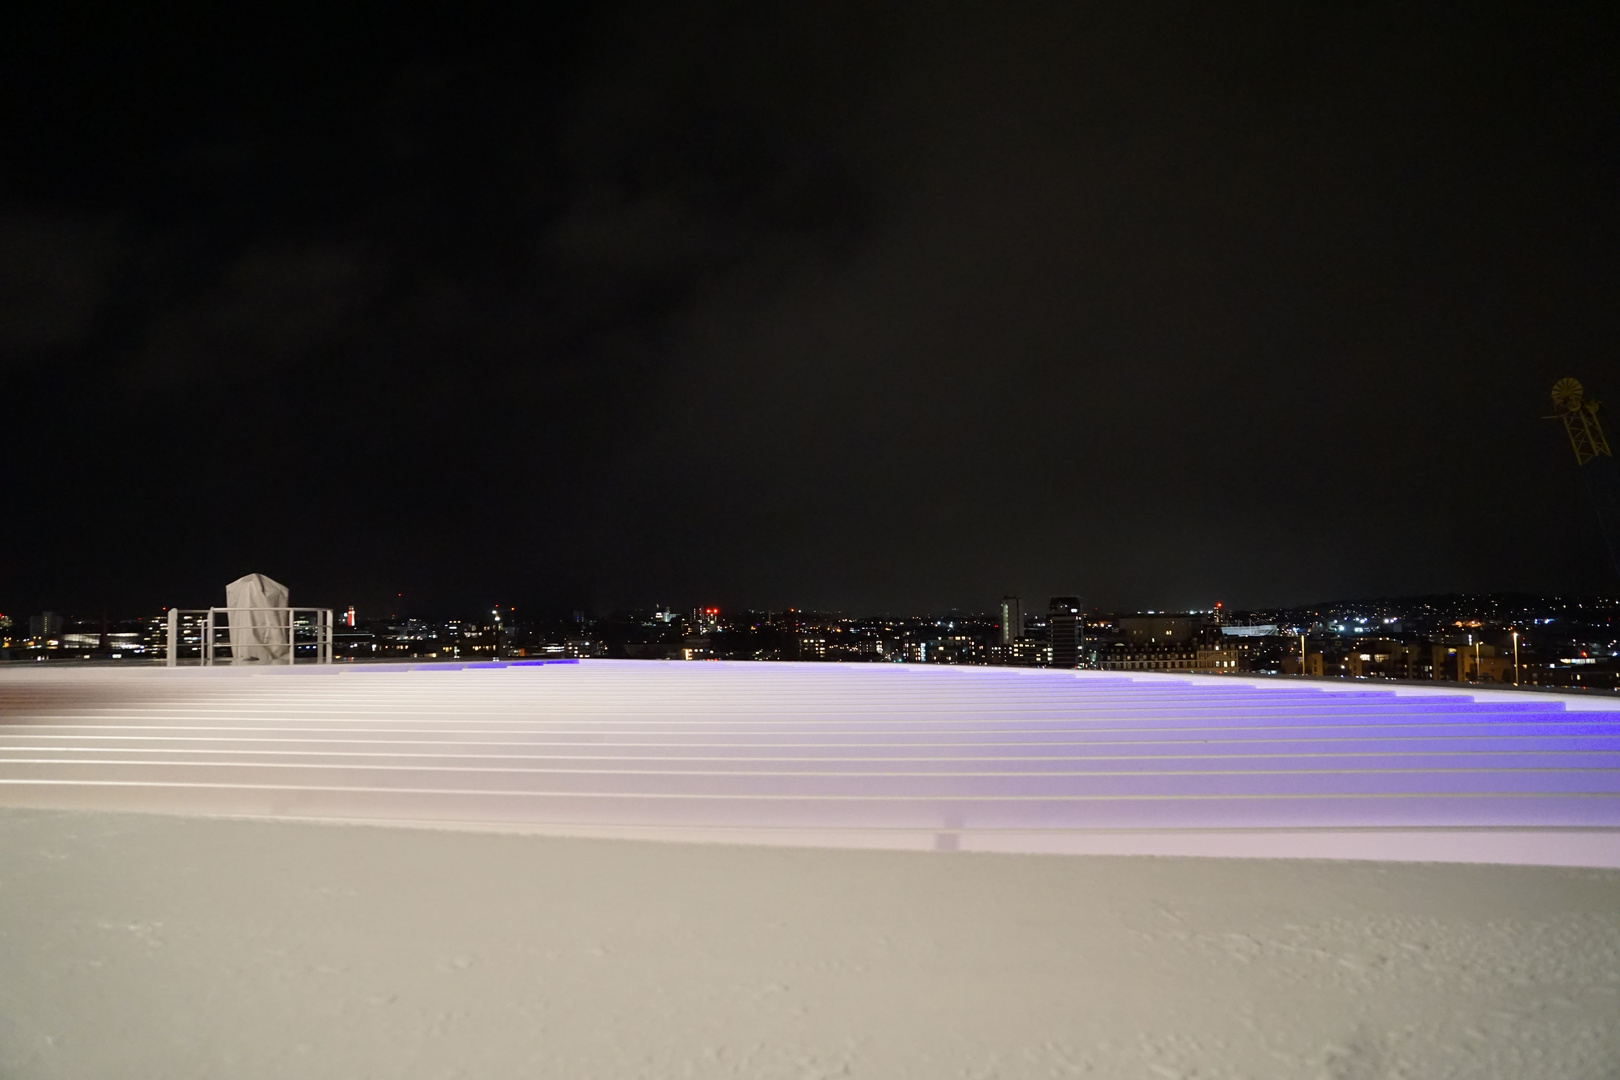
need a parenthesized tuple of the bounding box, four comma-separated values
(1, 661, 1616, 864)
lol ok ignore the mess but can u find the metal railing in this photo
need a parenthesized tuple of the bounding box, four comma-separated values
(165, 607, 333, 666)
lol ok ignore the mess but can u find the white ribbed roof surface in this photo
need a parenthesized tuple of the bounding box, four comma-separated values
(2, 660, 1617, 864)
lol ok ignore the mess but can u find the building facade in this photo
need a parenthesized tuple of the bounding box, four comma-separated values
(998, 596, 1022, 645)
(1049, 597, 1084, 668)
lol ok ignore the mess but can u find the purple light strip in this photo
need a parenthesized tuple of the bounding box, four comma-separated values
(1, 662, 1616, 858)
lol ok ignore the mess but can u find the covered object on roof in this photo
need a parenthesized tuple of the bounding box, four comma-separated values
(224, 572, 289, 665)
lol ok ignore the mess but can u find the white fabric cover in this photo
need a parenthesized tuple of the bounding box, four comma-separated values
(225, 573, 290, 665)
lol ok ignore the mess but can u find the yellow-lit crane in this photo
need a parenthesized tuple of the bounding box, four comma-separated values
(1547, 378, 1620, 580)
(1548, 378, 1612, 464)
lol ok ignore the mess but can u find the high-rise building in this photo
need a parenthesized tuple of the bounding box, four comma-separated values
(1049, 596, 1083, 668)
(29, 612, 64, 641)
(998, 596, 1022, 645)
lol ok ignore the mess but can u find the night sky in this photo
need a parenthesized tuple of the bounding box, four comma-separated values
(5, 3, 1617, 618)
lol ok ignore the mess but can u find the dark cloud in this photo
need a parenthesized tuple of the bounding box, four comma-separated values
(0, 209, 120, 355)
(607, 2, 1620, 610)
(135, 243, 376, 380)
(3, 1, 1617, 615)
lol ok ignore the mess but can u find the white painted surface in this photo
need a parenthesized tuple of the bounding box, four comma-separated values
(4, 664, 1618, 1077)
(1, 661, 1617, 864)
(1, 809, 1616, 1079)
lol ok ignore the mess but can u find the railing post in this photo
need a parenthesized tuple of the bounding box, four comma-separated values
(165, 608, 335, 667)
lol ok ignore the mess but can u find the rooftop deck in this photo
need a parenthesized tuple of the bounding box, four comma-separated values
(2, 660, 1617, 864)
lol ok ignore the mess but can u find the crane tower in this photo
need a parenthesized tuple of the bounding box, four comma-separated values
(1547, 378, 1620, 580)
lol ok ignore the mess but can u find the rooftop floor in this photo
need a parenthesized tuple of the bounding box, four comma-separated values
(3, 660, 1616, 866)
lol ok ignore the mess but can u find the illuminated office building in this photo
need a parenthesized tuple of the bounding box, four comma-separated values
(1049, 596, 1083, 668)
(998, 596, 1022, 644)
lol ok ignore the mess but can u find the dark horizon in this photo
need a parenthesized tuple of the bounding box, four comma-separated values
(6, 3, 1618, 617)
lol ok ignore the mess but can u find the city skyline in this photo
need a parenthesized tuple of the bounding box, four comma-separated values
(7, 589, 1616, 694)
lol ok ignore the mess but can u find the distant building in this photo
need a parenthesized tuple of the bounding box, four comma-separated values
(1195, 640, 1248, 673)
(29, 612, 63, 641)
(1099, 617, 1253, 674)
(1282, 652, 1327, 678)
(989, 640, 1051, 666)
(932, 636, 985, 665)
(1276, 638, 1512, 683)
(1118, 616, 1203, 644)
(1337, 639, 1434, 680)
(692, 607, 720, 634)
(1100, 643, 1199, 672)
(1049, 597, 1084, 668)
(998, 596, 1022, 645)
(847, 638, 886, 660)
(1097, 640, 1250, 673)
(1433, 641, 1514, 683)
